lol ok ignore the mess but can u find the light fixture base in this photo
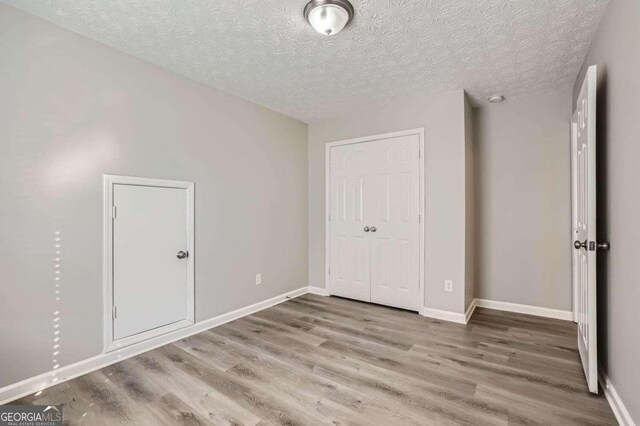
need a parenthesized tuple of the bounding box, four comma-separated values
(304, 0, 355, 36)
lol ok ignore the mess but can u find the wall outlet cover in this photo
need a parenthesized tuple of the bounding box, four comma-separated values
(444, 280, 453, 292)
(255, 273, 262, 285)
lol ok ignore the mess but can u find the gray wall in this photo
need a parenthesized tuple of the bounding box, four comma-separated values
(474, 91, 572, 311)
(573, 0, 640, 420)
(464, 94, 476, 311)
(308, 90, 468, 314)
(0, 3, 308, 388)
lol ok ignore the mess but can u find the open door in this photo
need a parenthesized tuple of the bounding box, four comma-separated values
(571, 113, 579, 324)
(572, 65, 608, 394)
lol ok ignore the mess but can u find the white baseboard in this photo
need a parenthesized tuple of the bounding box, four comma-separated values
(421, 307, 467, 324)
(0, 286, 309, 405)
(474, 298, 573, 321)
(421, 299, 477, 325)
(421, 297, 572, 325)
(464, 299, 477, 323)
(308, 286, 330, 296)
(599, 367, 636, 426)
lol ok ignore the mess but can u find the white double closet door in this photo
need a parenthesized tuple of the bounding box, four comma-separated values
(328, 134, 421, 312)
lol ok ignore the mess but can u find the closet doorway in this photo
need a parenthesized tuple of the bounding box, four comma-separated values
(325, 129, 425, 312)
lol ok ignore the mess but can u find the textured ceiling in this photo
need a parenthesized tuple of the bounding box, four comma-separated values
(3, 0, 608, 122)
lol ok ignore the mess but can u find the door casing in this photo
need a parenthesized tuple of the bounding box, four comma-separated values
(325, 128, 425, 311)
(103, 174, 195, 352)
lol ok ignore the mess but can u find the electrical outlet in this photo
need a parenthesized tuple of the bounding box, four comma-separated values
(444, 280, 453, 293)
(255, 273, 262, 285)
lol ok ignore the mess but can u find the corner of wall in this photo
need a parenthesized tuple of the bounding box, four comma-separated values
(463, 92, 476, 311)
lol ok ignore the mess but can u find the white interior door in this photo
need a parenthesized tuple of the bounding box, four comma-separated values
(328, 133, 421, 312)
(106, 176, 194, 349)
(573, 65, 598, 393)
(369, 136, 421, 311)
(571, 114, 579, 324)
(328, 144, 371, 302)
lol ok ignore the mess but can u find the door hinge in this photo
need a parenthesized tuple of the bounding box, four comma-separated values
(112, 306, 117, 319)
(418, 149, 421, 158)
(328, 267, 331, 275)
(328, 214, 331, 222)
(112, 206, 117, 219)
(418, 213, 421, 223)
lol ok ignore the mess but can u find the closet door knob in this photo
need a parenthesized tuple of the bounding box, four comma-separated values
(370, 226, 377, 233)
(363, 226, 370, 232)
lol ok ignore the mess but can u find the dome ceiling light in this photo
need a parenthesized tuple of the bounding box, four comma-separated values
(304, 0, 355, 36)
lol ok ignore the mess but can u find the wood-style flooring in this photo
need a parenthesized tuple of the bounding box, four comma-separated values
(14, 294, 616, 425)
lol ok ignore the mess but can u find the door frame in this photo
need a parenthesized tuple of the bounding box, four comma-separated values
(102, 174, 195, 352)
(325, 128, 426, 311)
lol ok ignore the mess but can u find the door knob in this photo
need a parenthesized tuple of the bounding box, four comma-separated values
(574, 240, 587, 250)
(370, 226, 377, 233)
(177, 250, 189, 259)
(596, 241, 610, 251)
(363, 226, 370, 232)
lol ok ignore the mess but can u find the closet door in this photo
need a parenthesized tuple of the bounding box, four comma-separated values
(112, 183, 189, 341)
(368, 135, 421, 311)
(104, 175, 195, 352)
(328, 144, 371, 302)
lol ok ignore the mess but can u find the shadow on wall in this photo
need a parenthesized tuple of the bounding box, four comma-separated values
(595, 66, 609, 372)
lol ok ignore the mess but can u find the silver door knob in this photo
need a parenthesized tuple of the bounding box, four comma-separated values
(574, 240, 587, 250)
(363, 226, 370, 232)
(177, 250, 189, 259)
(370, 226, 377, 233)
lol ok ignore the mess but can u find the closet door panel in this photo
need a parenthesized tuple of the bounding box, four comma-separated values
(328, 144, 371, 302)
(369, 135, 421, 311)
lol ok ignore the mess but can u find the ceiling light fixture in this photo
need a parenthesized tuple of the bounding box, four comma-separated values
(304, 0, 354, 36)
(488, 95, 505, 103)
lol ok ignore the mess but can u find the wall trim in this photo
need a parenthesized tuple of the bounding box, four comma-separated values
(464, 298, 478, 323)
(0, 286, 308, 405)
(474, 298, 573, 321)
(308, 286, 330, 296)
(599, 367, 636, 426)
(421, 307, 467, 324)
(420, 299, 477, 325)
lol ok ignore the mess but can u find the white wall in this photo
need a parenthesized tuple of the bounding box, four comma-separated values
(308, 90, 468, 314)
(474, 91, 572, 311)
(573, 0, 640, 420)
(0, 3, 308, 388)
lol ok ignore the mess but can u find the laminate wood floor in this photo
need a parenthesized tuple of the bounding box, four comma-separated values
(14, 294, 616, 425)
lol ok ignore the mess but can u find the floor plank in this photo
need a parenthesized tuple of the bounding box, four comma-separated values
(9, 294, 616, 425)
